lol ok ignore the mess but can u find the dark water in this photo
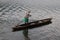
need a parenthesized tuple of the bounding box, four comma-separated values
(0, 1, 60, 40)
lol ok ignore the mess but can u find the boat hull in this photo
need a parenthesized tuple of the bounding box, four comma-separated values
(12, 18, 52, 32)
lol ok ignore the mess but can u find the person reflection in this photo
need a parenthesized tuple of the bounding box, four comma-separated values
(22, 10, 31, 40)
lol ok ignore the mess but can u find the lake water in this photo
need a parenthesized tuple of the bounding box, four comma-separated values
(0, 1, 60, 40)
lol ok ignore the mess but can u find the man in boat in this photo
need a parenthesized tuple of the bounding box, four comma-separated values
(22, 10, 31, 40)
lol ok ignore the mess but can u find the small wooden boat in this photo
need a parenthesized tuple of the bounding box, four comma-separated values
(12, 18, 52, 32)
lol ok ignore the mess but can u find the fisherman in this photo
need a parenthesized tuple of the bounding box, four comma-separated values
(22, 10, 31, 40)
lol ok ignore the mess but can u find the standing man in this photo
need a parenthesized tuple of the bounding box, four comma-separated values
(22, 10, 31, 40)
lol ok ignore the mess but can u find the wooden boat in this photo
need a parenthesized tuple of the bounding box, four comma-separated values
(12, 18, 52, 32)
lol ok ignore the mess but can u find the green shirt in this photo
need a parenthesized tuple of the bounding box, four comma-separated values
(22, 18, 29, 23)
